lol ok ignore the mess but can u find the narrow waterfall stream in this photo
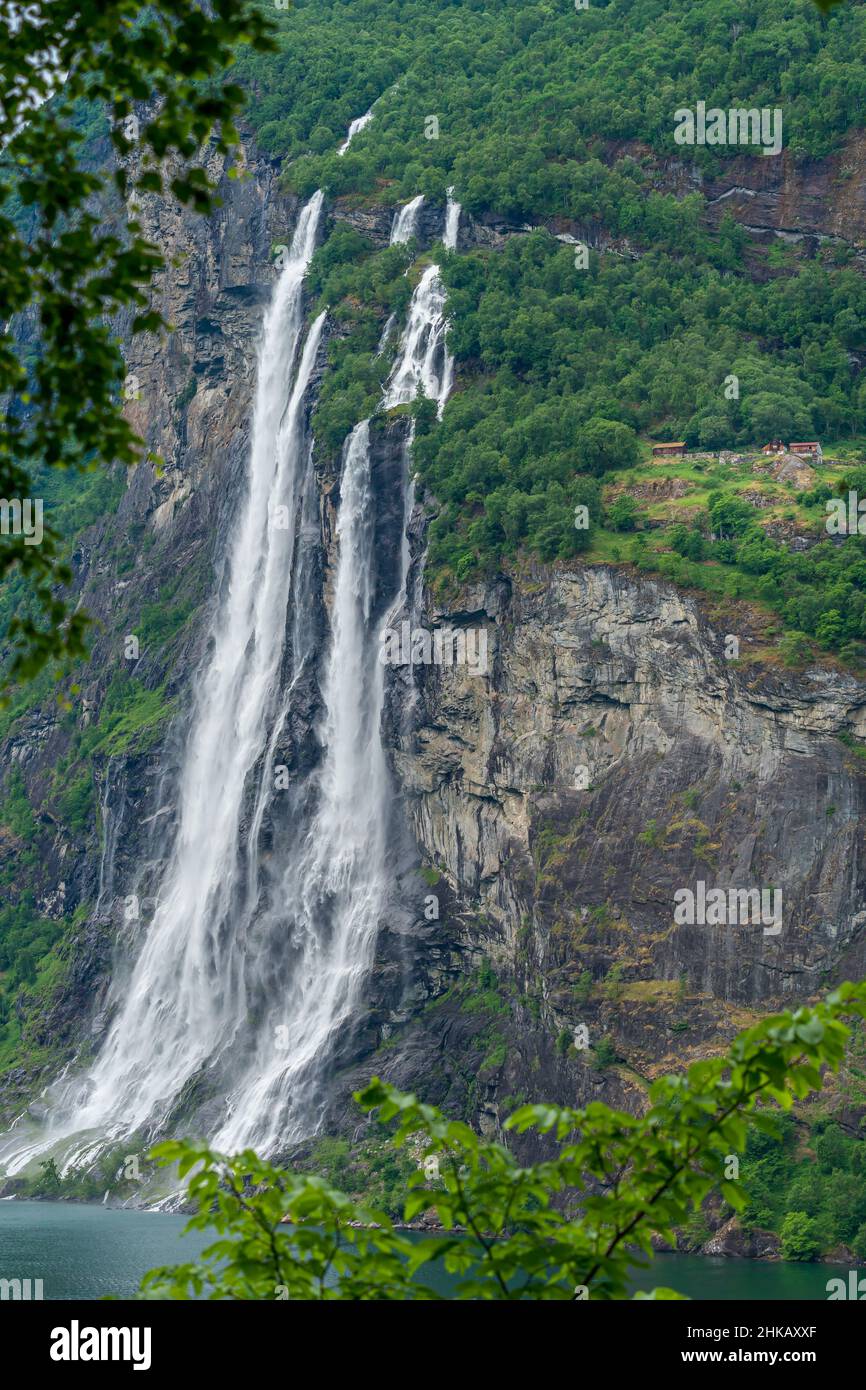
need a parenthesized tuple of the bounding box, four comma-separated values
(390, 194, 424, 244)
(337, 108, 374, 156)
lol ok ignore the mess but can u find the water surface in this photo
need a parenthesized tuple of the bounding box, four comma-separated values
(0, 1202, 842, 1300)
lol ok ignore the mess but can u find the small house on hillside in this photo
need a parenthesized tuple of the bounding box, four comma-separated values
(761, 440, 785, 455)
(652, 442, 686, 459)
(789, 441, 823, 464)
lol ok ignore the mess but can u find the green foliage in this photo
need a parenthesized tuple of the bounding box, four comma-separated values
(780, 1210, 823, 1261)
(607, 495, 639, 533)
(14, 1143, 152, 1202)
(77, 675, 175, 761)
(0, 0, 275, 683)
(607, 512, 866, 661)
(7, 0, 866, 665)
(240, 0, 866, 208)
(307, 233, 414, 454)
(223, 0, 866, 591)
(138, 982, 866, 1299)
(601, 964, 626, 1003)
(577, 420, 641, 478)
(739, 1104, 866, 1256)
(0, 897, 64, 992)
(458, 963, 508, 1018)
(779, 630, 815, 668)
(32, 1157, 62, 1196)
(637, 819, 665, 849)
(571, 970, 593, 1006)
(56, 772, 94, 836)
(852, 1222, 866, 1261)
(0, 768, 37, 839)
(0, 898, 93, 1076)
(591, 1036, 619, 1071)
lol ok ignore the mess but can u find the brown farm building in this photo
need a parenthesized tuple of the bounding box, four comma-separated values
(789, 442, 823, 462)
(652, 442, 686, 458)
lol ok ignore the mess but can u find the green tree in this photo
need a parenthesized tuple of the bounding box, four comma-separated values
(607, 494, 639, 532)
(33, 1157, 62, 1195)
(576, 418, 640, 477)
(778, 632, 813, 668)
(779, 1210, 823, 1261)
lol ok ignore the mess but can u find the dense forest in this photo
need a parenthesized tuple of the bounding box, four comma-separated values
(229, 0, 866, 661)
(236, 0, 866, 184)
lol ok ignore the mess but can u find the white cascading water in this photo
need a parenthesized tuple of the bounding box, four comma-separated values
(385, 190, 459, 410)
(444, 186, 460, 251)
(0, 183, 462, 1171)
(213, 417, 390, 1151)
(390, 194, 424, 244)
(214, 192, 463, 1151)
(337, 108, 374, 155)
(0, 192, 326, 1173)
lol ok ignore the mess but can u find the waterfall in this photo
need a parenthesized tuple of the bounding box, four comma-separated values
(213, 419, 391, 1151)
(444, 187, 460, 251)
(385, 191, 459, 411)
(390, 194, 424, 244)
(0, 182, 464, 1173)
(383, 265, 452, 409)
(215, 194, 463, 1150)
(337, 108, 374, 156)
(0, 191, 326, 1174)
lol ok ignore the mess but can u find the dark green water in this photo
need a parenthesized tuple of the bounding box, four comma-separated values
(0, 1201, 214, 1300)
(0, 1201, 841, 1300)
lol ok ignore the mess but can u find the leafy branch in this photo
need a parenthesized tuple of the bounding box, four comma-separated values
(137, 980, 866, 1300)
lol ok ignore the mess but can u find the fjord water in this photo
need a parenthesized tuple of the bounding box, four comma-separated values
(0, 1201, 839, 1300)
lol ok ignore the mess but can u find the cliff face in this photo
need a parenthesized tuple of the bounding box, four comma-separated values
(318, 561, 866, 1146)
(3, 132, 866, 1145)
(402, 564, 866, 1005)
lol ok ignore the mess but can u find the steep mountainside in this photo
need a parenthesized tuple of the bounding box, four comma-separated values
(2, 0, 866, 1251)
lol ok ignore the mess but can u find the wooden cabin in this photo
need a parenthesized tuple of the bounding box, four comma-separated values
(789, 442, 823, 464)
(651, 442, 686, 459)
